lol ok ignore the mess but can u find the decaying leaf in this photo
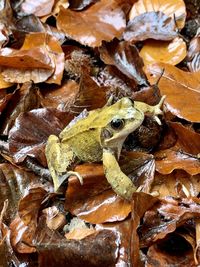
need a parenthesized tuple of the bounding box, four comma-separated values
(124, 11, 178, 42)
(99, 40, 148, 86)
(8, 108, 73, 165)
(57, 0, 126, 47)
(129, 0, 186, 29)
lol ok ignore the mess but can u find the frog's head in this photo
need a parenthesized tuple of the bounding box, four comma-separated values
(100, 97, 144, 158)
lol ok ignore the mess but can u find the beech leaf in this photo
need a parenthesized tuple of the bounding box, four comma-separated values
(145, 63, 200, 122)
(124, 11, 178, 42)
(57, 0, 126, 47)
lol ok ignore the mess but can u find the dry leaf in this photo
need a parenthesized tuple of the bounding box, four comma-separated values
(145, 63, 200, 122)
(140, 37, 186, 65)
(129, 0, 186, 29)
(57, 0, 126, 47)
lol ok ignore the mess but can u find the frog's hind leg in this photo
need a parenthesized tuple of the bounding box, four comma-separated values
(45, 135, 81, 191)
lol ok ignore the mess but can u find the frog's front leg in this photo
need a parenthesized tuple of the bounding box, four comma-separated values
(45, 135, 82, 191)
(103, 149, 136, 200)
(134, 95, 165, 125)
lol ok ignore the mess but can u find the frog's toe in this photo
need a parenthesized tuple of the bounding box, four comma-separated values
(67, 171, 83, 185)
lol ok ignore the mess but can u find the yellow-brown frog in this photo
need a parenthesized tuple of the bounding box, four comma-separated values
(45, 96, 165, 200)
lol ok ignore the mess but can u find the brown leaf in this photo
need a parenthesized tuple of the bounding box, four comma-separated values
(187, 34, 200, 72)
(41, 80, 79, 109)
(146, 238, 195, 267)
(8, 108, 73, 165)
(15, 14, 65, 45)
(20, 0, 54, 17)
(169, 122, 200, 155)
(57, 0, 126, 47)
(155, 149, 200, 175)
(151, 171, 200, 198)
(18, 187, 48, 226)
(99, 40, 148, 86)
(140, 37, 186, 65)
(129, 0, 186, 29)
(0, 163, 45, 223)
(124, 11, 178, 42)
(1, 82, 42, 135)
(145, 63, 200, 122)
(36, 220, 119, 267)
(0, 33, 64, 84)
(10, 215, 36, 253)
(69, 0, 98, 10)
(139, 197, 200, 247)
(65, 228, 97, 240)
(65, 163, 131, 223)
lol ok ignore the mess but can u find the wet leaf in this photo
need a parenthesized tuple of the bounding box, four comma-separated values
(145, 63, 200, 122)
(1, 82, 42, 135)
(0, 33, 64, 84)
(124, 11, 178, 42)
(65, 163, 131, 223)
(169, 122, 200, 155)
(41, 80, 79, 109)
(187, 34, 200, 72)
(20, 0, 54, 17)
(99, 40, 148, 86)
(57, 0, 126, 47)
(10, 215, 36, 253)
(36, 220, 119, 267)
(129, 0, 186, 29)
(8, 108, 73, 165)
(69, 0, 98, 10)
(15, 14, 65, 44)
(139, 197, 200, 247)
(0, 163, 44, 223)
(151, 171, 200, 198)
(146, 237, 195, 266)
(155, 149, 200, 175)
(18, 187, 48, 225)
(140, 37, 187, 65)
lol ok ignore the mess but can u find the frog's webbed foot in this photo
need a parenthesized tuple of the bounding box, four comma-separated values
(55, 171, 83, 191)
(103, 149, 136, 200)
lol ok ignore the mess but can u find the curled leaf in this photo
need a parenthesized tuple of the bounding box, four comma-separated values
(129, 0, 186, 29)
(124, 11, 178, 42)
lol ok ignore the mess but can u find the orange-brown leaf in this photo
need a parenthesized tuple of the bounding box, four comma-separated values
(129, 0, 186, 29)
(57, 0, 126, 47)
(145, 63, 200, 122)
(140, 37, 186, 65)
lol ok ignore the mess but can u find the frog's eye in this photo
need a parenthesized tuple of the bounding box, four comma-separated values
(110, 119, 125, 130)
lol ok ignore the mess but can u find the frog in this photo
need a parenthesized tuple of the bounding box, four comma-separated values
(45, 96, 165, 200)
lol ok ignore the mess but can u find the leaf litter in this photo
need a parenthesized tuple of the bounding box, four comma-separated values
(0, 0, 200, 266)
